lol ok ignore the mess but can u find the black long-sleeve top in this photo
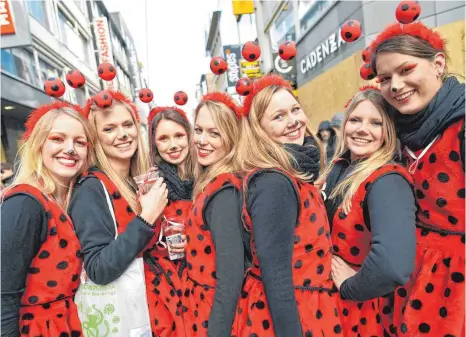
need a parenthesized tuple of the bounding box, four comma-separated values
(68, 176, 156, 285)
(1, 195, 48, 337)
(246, 172, 303, 337)
(325, 163, 416, 301)
(205, 187, 245, 337)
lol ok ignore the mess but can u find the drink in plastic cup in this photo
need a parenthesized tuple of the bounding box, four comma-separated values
(163, 219, 185, 261)
(134, 170, 159, 194)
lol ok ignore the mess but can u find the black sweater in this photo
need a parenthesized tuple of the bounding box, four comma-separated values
(246, 172, 302, 337)
(325, 162, 417, 300)
(1, 195, 48, 337)
(68, 176, 156, 285)
(205, 187, 244, 337)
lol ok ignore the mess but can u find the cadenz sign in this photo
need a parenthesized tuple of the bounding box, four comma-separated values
(300, 29, 346, 75)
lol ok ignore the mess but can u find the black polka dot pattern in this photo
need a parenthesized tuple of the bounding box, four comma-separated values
(4, 184, 84, 333)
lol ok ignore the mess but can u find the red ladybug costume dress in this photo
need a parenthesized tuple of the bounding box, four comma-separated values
(180, 173, 242, 337)
(232, 168, 341, 337)
(3, 184, 83, 337)
(329, 163, 413, 337)
(145, 199, 191, 337)
(386, 119, 465, 337)
(144, 105, 193, 337)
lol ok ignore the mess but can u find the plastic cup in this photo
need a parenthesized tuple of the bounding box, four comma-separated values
(162, 219, 185, 261)
(134, 170, 159, 194)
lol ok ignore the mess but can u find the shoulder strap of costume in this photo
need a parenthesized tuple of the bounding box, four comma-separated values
(460, 119, 465, 172)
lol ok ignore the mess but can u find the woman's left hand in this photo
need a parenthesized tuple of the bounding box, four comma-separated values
(169, 235, 187, 254)
(331, 256, 356, 289)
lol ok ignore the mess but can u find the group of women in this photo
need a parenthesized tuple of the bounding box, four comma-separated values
(1, 19, 464, 337)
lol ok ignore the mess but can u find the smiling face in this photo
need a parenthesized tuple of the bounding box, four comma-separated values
(375, 52, 445, 115)
(344, 100, 384, 161)
(154, 119, 189, 165)
(259, 89, 308, 145)
(95, 103, 138, 165)
(193, 106, 226, 167)
(42, 114, 89, 185)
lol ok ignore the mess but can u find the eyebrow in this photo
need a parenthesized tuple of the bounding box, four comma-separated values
(195, 125, 218, 132)
(272, 104, 300, 116)
(377, 61, 411, 77)
(49, 131, 86, 139)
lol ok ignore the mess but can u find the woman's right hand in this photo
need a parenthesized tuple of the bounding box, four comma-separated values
(139, 177, 168, 224)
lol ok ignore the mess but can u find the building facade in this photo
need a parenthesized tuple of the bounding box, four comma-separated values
(1, 0, 100, 162)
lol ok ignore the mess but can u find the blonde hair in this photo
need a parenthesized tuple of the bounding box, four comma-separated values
(8, 107, 95, 208)
(193, 100, 241, 198)
(88, 100, 149, 213)
(320, 89, 397, 212)
(237, 85, 324, 181)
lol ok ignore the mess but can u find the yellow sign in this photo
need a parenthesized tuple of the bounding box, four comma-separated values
(241, 60, 261, 79)
(232, 1, 254, 16)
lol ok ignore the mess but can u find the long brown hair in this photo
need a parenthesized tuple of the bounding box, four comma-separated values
(149, 109, 195, 180)
(193, 100, 241, 198)
(237, 85, 324, 181)
(319, 89, 397, 212)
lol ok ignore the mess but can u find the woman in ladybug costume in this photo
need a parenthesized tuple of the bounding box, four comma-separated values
(370, 21, 465, 337)
(320, 87, 416, 337)
(1, 101, 94, 337)
(181, 92, 245, 337)
(69, 91, 168, 318)
(232, 74, 340, 337)
(145, 106, 195, 337)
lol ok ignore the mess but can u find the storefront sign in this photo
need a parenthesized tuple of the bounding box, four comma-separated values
(0, 0, 16, 35)
(223, 44, 241, 90)
(241, 60, 261, 79)
(232, 1, 254, 16)
(299, 29, 345, 75)
(93, 17, 114, 64)
(93, 17, 115, 89)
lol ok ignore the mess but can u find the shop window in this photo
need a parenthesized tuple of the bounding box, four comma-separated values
(25, 0, 50, 29)
(74, 0, 86, 14)
(39, 59, 61, 82)
(68, 87, 86, 105)
(57, 9, 91, 65)
(299, 0, 335, 35)
(0, 49, 38, 86)
(269, 2, 295, 51)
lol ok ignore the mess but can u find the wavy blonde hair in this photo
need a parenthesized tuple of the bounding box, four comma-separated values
(320, 89, 397, 212)
(236, 85, 323, 181)
(7, 107, 95, 208)
(87, 100, 149, 213)
(193, 100, 241, 198)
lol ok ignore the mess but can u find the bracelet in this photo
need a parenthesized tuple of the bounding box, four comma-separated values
(137, 214, 155, 229)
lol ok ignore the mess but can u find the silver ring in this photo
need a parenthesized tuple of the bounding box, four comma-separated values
(67, 149, 75, 155)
